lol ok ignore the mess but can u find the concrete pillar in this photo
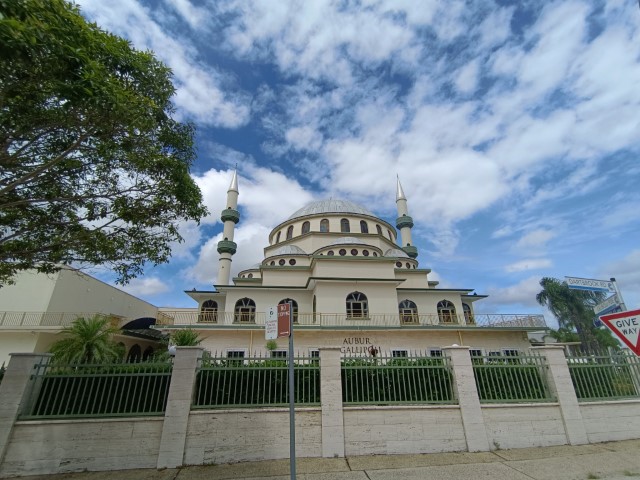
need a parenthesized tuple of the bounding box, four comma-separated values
(442, 346, 490, 452)
(0, 353, 52, 464)
(157, 347, 203, 469)
(532, 346, 588, 445)
(319, 347, 345, 458)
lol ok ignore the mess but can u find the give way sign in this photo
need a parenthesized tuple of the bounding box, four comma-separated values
(599, 308, 640, 356)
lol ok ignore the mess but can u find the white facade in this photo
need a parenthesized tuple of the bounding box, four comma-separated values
(158, 175, 546, 356)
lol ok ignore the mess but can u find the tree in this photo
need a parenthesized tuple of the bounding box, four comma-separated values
(49, 316, 124, 363)
(170, 328, 201, 346)
(536, 277, 619, 351)
(0, 0, 208, 285)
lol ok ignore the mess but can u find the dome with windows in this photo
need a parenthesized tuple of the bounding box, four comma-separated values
(288, 199, 374, 220)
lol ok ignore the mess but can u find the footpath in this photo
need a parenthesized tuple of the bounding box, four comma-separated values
(16, 439, 640, 480)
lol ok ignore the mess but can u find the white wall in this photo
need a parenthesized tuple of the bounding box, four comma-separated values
(482, 404, 567, 449)
(0, 271, 58, 312)
(0, 418, 163, 477)
(580, 401, 640, 443)
(184, 409, 321, 465)
(344, 406, 466, 456)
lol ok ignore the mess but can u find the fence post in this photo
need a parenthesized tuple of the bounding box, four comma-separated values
(442, 346, 490, 452)
(157, 347, 203, 469)
(319, 347, 345, 458)
(531, 346, 587, 445)
(0, 353, 52, 464)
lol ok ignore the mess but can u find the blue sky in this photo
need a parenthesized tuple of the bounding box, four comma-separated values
(76, 0, 640, 322)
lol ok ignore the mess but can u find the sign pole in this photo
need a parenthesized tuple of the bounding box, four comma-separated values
(610, 277, 628, 311)
(288, 301, 296, 480)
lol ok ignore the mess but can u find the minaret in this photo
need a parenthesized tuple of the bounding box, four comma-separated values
(216, 170, 240, 285)
(395, 176, 418, 259)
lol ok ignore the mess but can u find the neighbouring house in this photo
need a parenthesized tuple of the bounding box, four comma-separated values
(0, 267, 162, 364)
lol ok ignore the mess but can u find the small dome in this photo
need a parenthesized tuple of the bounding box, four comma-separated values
(329, 237, 369, 246)
(288, 199, 374, 220)
(384, 248, 410, 258)
(270, 245, 307, 256)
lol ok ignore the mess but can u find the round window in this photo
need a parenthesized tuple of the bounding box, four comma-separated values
(373, 252, 378, 257)
(351, 249, 358, 256)
(270, 261, 275, 266)
(327, 250, 334, 256)
(406, 262, 411, 269)
(279, 259, 285, 266)
(248, 273, 253, 278)
(396, 261, 402, 268)
(363, 250, 369, 256)
(339, 249, 347, 256)
(289, 259, 296, 265)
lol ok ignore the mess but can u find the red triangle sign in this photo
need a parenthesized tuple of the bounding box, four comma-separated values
(600, 308, 640, 356)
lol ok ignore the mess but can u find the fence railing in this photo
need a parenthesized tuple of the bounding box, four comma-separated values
(472, 353, 554, 403)
(567, 351, 640, 402)
(192, 353, 320, 408)
(19, 360, 173, 419)
(0, 312, 124, 328)
(157, 310, 547, 329)
(341, 352, 455, 405)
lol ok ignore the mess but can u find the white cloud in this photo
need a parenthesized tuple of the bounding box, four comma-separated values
(599, 249, 640, 310)
(478, 276, 544, 312)
(505, 258, 553, 273)
(77, 0, 251, 127)
(515, 229, 556, 251)
(454, 59, 480, 94)
(120, 277, 170, 296)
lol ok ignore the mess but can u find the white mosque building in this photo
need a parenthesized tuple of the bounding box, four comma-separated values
(157, 172, 546, 358)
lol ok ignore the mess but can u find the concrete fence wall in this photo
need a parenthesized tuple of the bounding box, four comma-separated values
(1, 346, 640, 477)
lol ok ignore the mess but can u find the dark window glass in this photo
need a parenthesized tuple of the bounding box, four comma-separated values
(302, 221, 310, 234)
(360, 221, 368, 233)
(341, 218, 350, 233)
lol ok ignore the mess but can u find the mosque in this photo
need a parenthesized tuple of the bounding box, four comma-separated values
(156, 172, 547, 358)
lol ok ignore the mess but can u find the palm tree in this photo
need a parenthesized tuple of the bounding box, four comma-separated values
(536, 277, 606, 351)
(49, 316, 123, 364)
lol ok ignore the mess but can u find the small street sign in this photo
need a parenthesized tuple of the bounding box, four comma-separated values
(594, 294, 622, 316)
(600, 309, 640, 356)
(277, 303, 291, 338)
(566, 276, 616, 293)
(265, 306, 277, 340)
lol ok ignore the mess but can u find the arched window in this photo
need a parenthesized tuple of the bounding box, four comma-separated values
(387, 229, 393, 240)
(341, 218, 350, 233)
(127, 344, 141, 363)
(279, 298, 299, 323)
(360, 220, 369, 233)
(275, 231, 281, 243)
(235, 298, 256, 323)
(346, 291, 368, 318)
(399, 299, 418, 324)
(199, 300, 218, 323)
(463, 303, 474, 324)
(320, 219, 329, 232)
(376, 225, 383, 236)
(301, 221, 310, 234)
(437, 300, 456, 324)
(286, 225, 294, 240)
(143, 346, 154, 361)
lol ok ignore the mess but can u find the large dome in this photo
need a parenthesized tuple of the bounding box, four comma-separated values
(288, 199, 374, 220)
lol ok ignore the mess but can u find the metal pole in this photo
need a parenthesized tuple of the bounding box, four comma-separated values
(611, 277, 628, 311)
(288, 301, 296, 480)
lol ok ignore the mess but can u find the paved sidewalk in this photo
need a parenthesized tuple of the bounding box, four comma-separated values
(15, 439, 640, 480)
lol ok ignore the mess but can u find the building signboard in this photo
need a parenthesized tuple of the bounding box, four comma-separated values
(565, 276, 616, 293)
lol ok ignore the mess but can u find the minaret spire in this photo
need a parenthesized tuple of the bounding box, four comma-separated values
(395, 176, 418, 259)
(216, 169, 240, 285)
